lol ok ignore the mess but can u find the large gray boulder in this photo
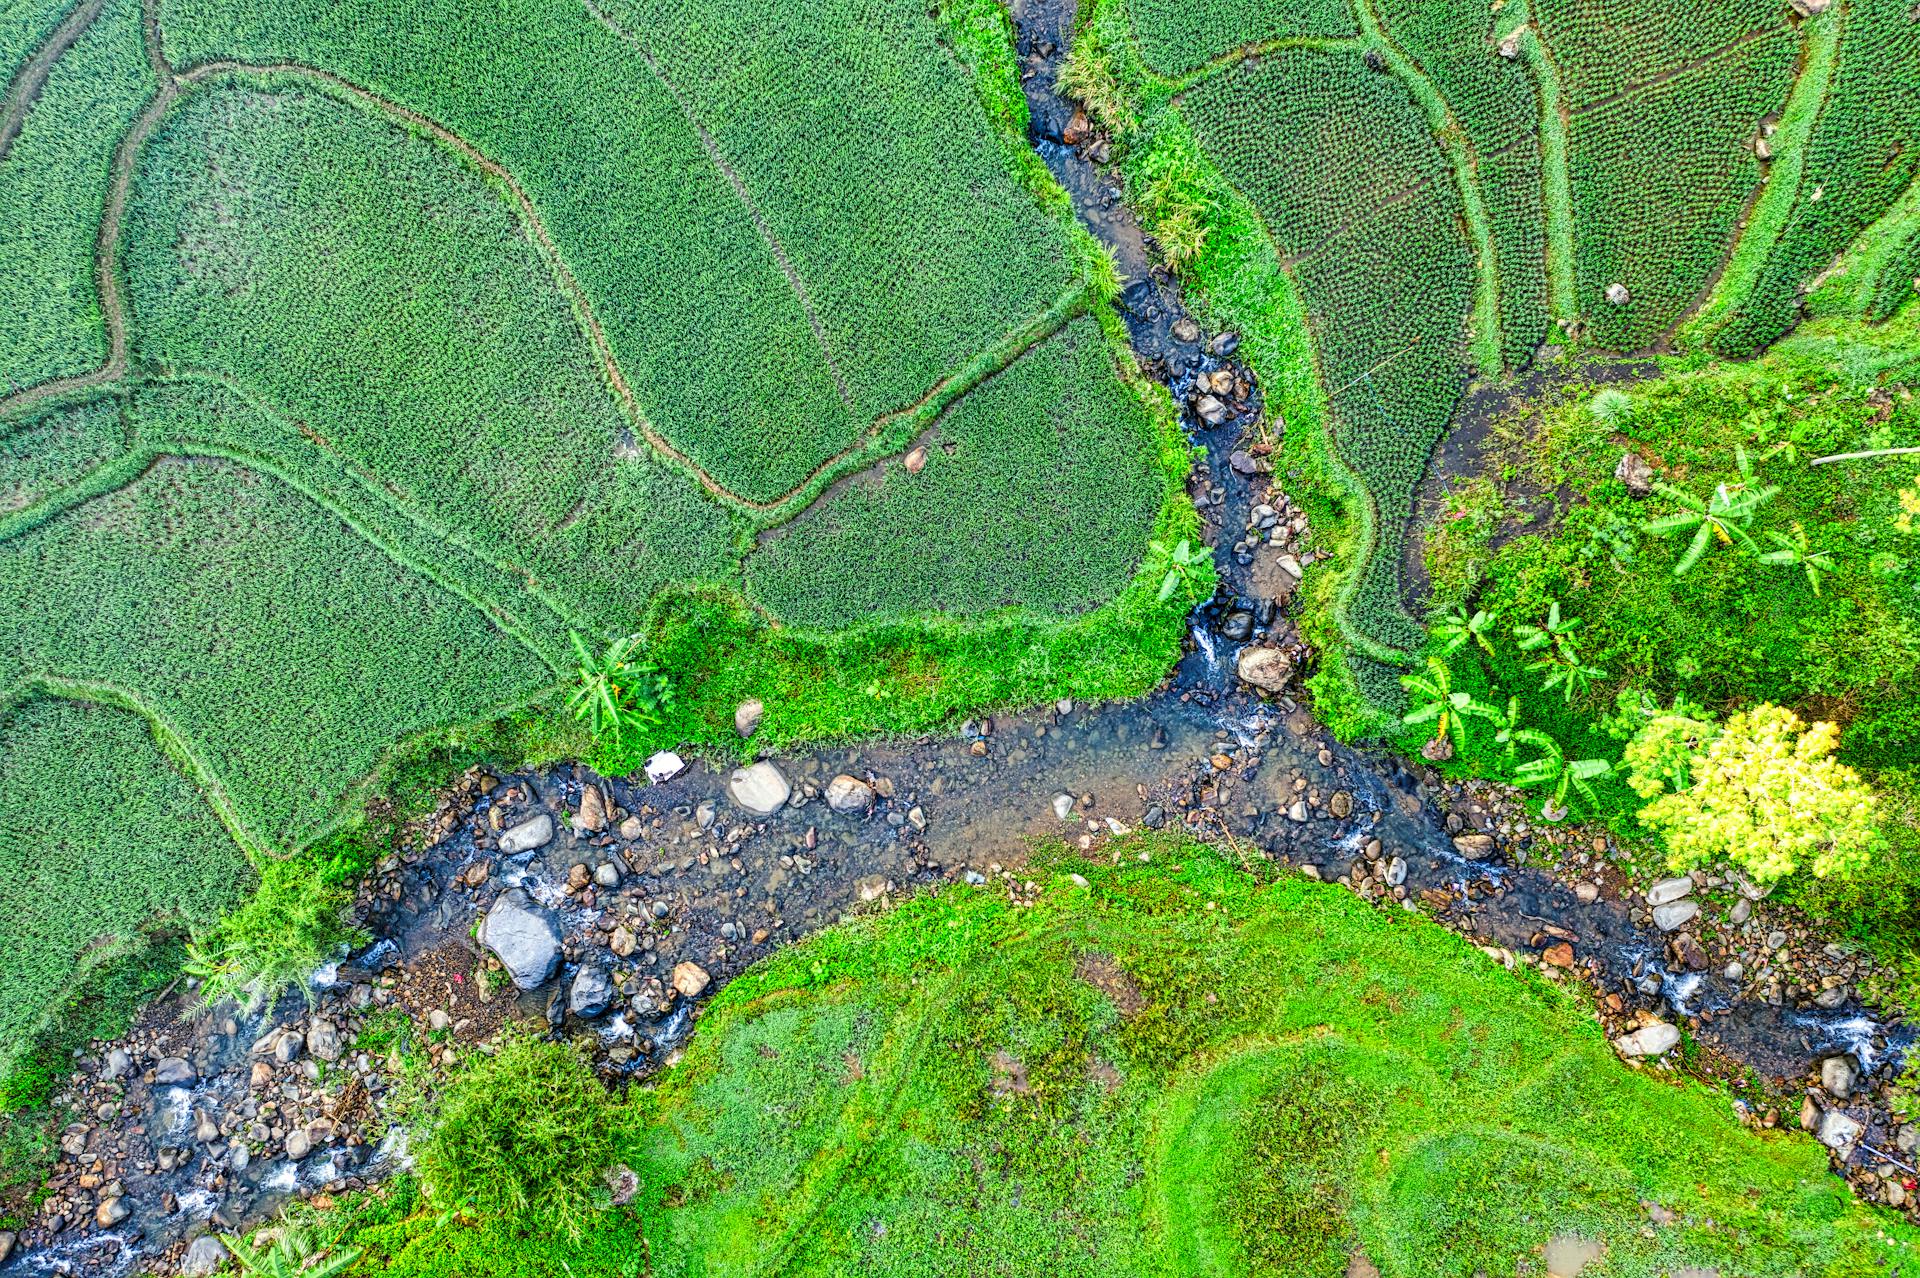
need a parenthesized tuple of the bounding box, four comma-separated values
(498, 814, 554, 856)
(479, 889, 562, 990)
(180, 1234, 229, 1276)
(569, 963, 615, 1019)
(729, 761, 791, 815)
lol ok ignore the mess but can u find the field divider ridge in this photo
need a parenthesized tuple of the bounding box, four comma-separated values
(1350, 0, 1503, 378)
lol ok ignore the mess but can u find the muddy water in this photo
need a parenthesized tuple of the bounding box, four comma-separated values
(5, 8, 1914, 1277)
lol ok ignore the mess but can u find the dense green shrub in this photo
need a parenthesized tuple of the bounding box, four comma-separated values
(418, 1036, 620, 1241)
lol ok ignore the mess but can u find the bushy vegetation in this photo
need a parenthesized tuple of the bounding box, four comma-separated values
(309, 844, 1917, 1275)
(1419, 314, 1920, 992)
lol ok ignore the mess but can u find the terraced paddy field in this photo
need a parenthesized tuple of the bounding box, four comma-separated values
(0, 0, 1195, 1084)
(1072, 0, 1920, 727)
(5, 0, 1920, 1272)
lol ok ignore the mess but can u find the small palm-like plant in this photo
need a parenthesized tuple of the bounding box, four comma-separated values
(567, 632, 671, 744)
(1433, 604, 1498, 657)
(1757, 523, 1835, 595)
(1401, 657, 1476, 758)
(1150, 538, 1208, 602)
(223, 1226, 361, 1278)
(1483, 695, 1525, 757)
(1642, 447, 1780, 576)
(1512, 599, 1581, 657)
(1510, 728, 1613, 818)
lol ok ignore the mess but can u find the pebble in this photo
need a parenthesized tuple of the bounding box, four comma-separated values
(498, 814, 555, 856)
(734, 699, 764, 738)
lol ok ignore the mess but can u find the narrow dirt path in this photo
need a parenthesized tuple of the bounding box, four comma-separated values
(0, 0, 109, 162)
(581, 0, 854, 412)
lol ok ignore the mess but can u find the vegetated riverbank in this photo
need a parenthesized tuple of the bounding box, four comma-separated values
(6, 5, 1920, 1276)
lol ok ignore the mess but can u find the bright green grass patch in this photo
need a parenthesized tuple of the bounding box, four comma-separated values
(0, 697, 250, 1082)
(325, 843, 1918, 1275)
(0, 451, 554, 851)
(1125, 0, 1356, 78)
(156, 0, 1084, 502)
(1566, 30, 1798, 350)
(746, 318, 1169, 630)
(0, 0, 152, 391)
(121, 78, 744, 633)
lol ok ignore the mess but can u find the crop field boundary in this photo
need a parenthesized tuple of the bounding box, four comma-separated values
(1684, 6, 1844, 348)
(1348, 0, 1505, 378)
(1, 673, 267, 860)
(0, 51, 1098, 531)
(579, 0, 854, 411)
(0, 0, 110, 161)
(1515, 19, 1577, 325)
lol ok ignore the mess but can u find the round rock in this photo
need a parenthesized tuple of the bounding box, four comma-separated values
(825, 774, 875, 814)
(478, 888, 562, 990)
(728, 761, 791, 815)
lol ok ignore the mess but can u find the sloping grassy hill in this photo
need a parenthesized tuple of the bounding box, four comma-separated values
(335, 845, 1918, 1277)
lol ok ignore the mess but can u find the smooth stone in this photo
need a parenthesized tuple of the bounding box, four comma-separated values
(1819, 1108, 1863, 1152)
(153, 1057, 195, 1086)
(1652, 900, 1700, 931)
(181, 1235, 230, 1276)
(478, 888, 562, 990)
(734, 699, 765, 739)
(645, 751, 686, 784)
(1646, 876, 1694, 907)
(1613, 1021, 1681, 1057)
(825, 775, 876, 814)
(1822, 1054, 1858, 1097)
(1235, 646, 1293, 693)
(728, 761, 790, 815)
(498, 814, 554, 856)
(569, 964, 615, 1019)
(306, 1020, 341, 1062)
(672, 961, 711, 999)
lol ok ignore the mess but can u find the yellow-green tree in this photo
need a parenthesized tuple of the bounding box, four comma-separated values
(1632, 705, 1880, 882)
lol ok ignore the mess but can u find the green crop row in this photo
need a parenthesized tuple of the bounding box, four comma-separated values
(1568, 30, 1797, 350)
(0, 0, 153, 393)
(0, 394, 123, 514)
(746, 318, 1170, 630)
(121, 78, 745, 634)
(0, 439, 555, 851)
(1532, 0, 1789, 111)
(1714, 0, 1920, 356)
(3, 0, 76, 79)
(1482, 141, 1553, 367)
(0, 697, 252, 1082)
(1868, 222, 1920, 323)
(1126, 0, 1358, 77)
(153, 0, 1083, 503)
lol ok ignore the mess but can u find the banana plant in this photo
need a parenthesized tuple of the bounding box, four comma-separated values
(1401, 656, 1476, 758)
(223, 1227, 361, 1278)
(1757, 523, 1835, 595)
(568, 631, 671, 744)
(1512, 599, 1581, 660)
(1433, 603, 1499, 657)
(1642, 446, 1780, 576)
(1482, 694, 1524, 758)
(1510, 728, 1613, 817)
(1150, 537, 1208, 602)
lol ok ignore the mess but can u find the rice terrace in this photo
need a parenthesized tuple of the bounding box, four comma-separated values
(4, 0, 1920, 1271)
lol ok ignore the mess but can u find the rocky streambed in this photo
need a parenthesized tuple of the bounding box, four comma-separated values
(6, 4, 1919, 1274)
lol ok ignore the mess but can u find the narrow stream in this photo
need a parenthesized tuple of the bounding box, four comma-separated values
(5, 5, 1915, 1273)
